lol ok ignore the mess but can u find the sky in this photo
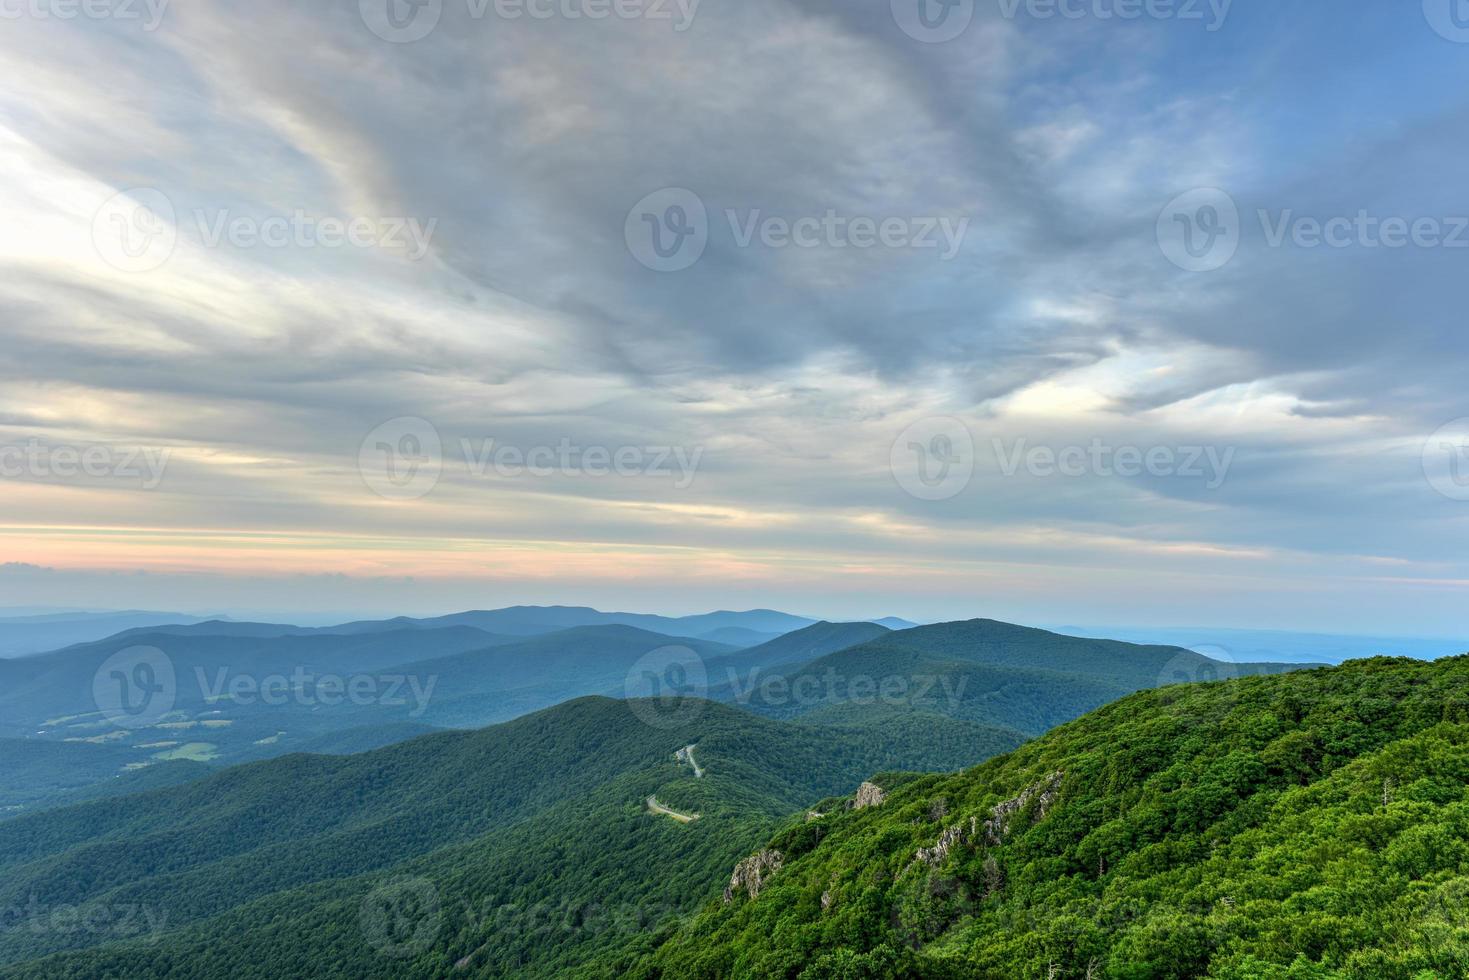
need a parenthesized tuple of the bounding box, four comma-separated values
(0, 0, 1467, 635)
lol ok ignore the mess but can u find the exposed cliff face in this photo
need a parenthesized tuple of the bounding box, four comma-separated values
(852, 781, 887, 809)
(982, 770, 1064, 846)
(724, 849, 784, 903)
(916, 816, 979, 867)
(915, 771, 1065, 868)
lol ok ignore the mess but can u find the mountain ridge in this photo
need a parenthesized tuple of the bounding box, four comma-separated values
(627, 656, 1469, 979)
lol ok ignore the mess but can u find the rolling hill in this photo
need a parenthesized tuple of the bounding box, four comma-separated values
(0, 611, 1409, 980)
(694, 627, 785, 648)
(3, 647, 1456, 978)
(0, 611, 213, 658)
(386, 625, 738, 728)
(710, 621, 892, 675)
(56, 605, 837, 652)
(717, 619, 1304, 737)
(0, 625, 510, 733)
(0, 617, 1305, 819)
(0, 739, 145, 815)
(5, 757, 213, 814)
(0, 697, 1024, 977)
(1065, 624, 1469, 666)
(322, 607, 818, 641)
(0, 624, 727, 810)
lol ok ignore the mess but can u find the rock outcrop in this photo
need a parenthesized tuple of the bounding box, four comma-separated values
(852, 781, 887, 809)
(982, 771, 1064, 846)
(724, 849, 784, 903)
(917, 815, 979, 866)
(914, 771, 1065, 868)
(820, 872, 840, 912)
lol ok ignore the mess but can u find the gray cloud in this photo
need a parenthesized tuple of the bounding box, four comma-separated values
(0, 0, 1464, 633)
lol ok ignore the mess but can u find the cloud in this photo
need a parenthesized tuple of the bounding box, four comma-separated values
(0, 1, 1464, 632)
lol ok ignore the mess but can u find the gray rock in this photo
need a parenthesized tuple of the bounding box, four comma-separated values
(853, 781, 887, 809)
(914, 771, 1065, 868)
(723, 849, 784, 903)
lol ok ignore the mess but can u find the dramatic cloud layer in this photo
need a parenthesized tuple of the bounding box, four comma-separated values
(1, 0, 1466, 633)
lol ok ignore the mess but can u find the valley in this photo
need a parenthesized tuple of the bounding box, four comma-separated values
(0, 607, 1461, 978)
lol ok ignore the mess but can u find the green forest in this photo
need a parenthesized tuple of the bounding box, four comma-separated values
(4, 640, 1467, 978)
(622, 657, 1469, 979)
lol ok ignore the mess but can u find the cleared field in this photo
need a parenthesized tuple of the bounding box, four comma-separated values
(151, 742, 220, 762)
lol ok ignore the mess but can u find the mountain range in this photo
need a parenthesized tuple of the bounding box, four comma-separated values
(0, 611, 216, 658)
(0, 616, 898, 807)
(0, 612, 1295, 814)
(0, 608, 1331, 977)
(68, 606, 918, 648)
(713, 619, 1301, 737)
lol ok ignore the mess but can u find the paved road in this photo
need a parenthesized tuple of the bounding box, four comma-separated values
(647, 795, 699, 823)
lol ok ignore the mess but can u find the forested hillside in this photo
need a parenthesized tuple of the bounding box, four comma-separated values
(712, 622, 893, 674)
(723, 619, 1302, 737)
(623, 657, 1469, 979)
(0, 616, 1293, 814)
(0, 697, 1022, 977)
(0, 618, 1356, 979)
(0, 624, 733, 809)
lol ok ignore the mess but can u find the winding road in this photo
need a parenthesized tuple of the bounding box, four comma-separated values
(675, 744, 705, 778)
(647, 795, 700, 823)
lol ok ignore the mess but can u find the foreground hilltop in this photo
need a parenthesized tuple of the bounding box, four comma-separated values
(623, 656, 1469, 979)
